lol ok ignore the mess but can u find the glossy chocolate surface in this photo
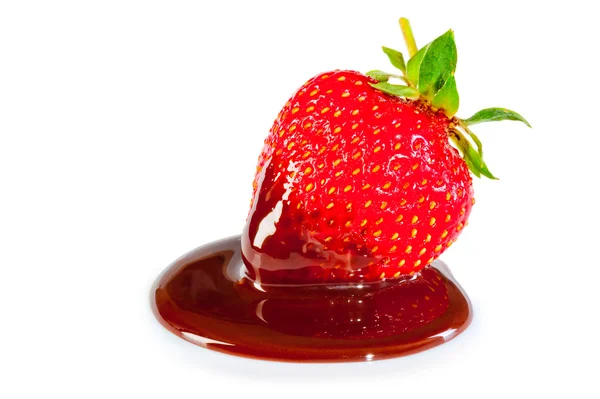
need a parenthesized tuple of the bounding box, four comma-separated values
(152, 236, 472, 362)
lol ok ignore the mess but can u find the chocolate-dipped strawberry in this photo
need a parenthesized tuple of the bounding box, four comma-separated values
(242, 18, 529, 286)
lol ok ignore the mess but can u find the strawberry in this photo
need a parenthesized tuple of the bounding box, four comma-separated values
(242, 18, 529, 285)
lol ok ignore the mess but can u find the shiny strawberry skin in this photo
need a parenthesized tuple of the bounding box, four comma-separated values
(242, 70, 473, 285)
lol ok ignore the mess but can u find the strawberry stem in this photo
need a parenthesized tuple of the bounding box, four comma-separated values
(399, 18, 418, 57)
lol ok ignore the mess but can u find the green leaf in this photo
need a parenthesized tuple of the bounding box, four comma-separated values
(369, 82, 419, 98)
(462, 151, 481, 178)
(366, 70, 411, 85)
(465, 145, 497, 179)
(382, 46, 406, 74)
(431, 75, 459, 116)
(406, 44, 429, 87)
(463, 108, 531, 127)
(458, 123, 483, 156)
(366, 70, 390, 82)
(417, 30, 457, 98)
(450, 129, 498, 180)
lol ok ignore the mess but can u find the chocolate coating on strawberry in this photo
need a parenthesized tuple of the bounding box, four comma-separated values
(242, 19, 529, 286)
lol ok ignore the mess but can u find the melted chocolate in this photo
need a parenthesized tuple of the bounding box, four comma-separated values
(151, 236, 472, 362)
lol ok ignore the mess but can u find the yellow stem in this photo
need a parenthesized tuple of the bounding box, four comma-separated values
(399, 18, 418, 57)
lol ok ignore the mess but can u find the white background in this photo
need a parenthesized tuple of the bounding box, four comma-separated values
(1, 1, 598, 397)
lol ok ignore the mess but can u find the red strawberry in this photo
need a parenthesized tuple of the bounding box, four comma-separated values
(242, 19, 529, 285)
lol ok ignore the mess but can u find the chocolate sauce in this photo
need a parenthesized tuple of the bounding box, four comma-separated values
(151, 236, 472, 362)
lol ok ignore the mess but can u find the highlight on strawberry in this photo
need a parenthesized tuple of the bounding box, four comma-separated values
(241, 18, 530, 286)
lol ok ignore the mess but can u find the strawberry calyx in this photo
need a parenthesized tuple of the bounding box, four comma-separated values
(367, 18, 531, 180)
